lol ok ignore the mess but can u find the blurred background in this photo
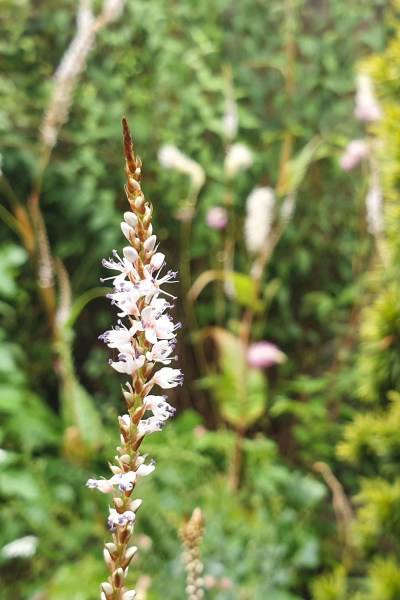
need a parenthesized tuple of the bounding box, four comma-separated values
(1, 0, 400, 598)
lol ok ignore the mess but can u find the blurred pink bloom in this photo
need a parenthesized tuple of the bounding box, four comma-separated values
(339, 139, 369, 171)
(206, 206, 228, 230)
(194, 425, 207, 437)
(247, 341, 286, 368)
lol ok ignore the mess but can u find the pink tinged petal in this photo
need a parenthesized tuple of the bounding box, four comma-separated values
(247, 342, 286, 368)
(339, 139, 369, 171)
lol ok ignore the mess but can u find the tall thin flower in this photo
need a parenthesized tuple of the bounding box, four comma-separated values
(40, 0, 125, 149)
(244, 186, 276, 254)
(87, 118, 183, 600)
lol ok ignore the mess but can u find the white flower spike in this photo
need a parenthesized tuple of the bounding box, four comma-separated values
(87, 118, 183, 599)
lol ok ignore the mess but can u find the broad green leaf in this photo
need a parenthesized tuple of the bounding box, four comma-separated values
(61, 378, 103, 452)
(189, 270, 260, 309)
(277, 137, 331, 197)
(207, 327, 267, 429)
(224, 272, 260, 309)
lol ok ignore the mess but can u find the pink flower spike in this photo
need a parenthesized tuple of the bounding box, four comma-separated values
(247, 342, 286, 368)
(206, 206, 228, 230)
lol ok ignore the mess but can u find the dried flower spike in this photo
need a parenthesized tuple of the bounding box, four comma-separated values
(179, 508, 205, 600)
(87, 118, 183, 599)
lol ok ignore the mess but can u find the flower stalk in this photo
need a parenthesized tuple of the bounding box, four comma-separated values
(179, 508, 205, 600)
(88, 118, 183, 599)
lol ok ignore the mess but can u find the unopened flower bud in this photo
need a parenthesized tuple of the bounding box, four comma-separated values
(124, 212, 138, 228)
(122, 590, 137, 600)
(103, 548, 113, 568)
(113, 497, 124, 509)
(112, 567, 124, 588)
(134, 195, 144, 209)
(101, 592, 107, 600)
(121, 223, 134, 241)
(105, 542, 117, 555)
(120, 454, 131, 465)
(101, 581, 114, 596)
(125, 546, 138, 563)
(150, 252, 165, 270)
(109, 465, 122, 475)
(129, 177, 141, 191)
(144, 235, 157, 251)
(129, 498, 143, 512)
(123, 246, 139, 263)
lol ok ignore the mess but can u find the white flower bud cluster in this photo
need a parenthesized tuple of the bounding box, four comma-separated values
(40, 0, 125, 148)
(244, 187, 276, 254)
(224, 143, 253, 178)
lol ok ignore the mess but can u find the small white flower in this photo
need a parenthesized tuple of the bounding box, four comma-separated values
(1, 536, 38, 559)
(140, 306, 180, 344)
(137, 416, 165, 436)
(99, 323, 134, 350)
(109, 352, 145, 374)
(146, 339, 176, 364)
(101, 250, 139, 286)
(108, 509, 136, 531)
(150, 367, 184, 389)
(86, 478, 115, 493)
(224, 143, 253, 178)
(244, 187, 276, 254)
(144, 394, 176, 419)
(110, 471, 137, 492)
(136, 461, 156, 477)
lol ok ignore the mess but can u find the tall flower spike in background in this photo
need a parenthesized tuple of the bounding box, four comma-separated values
(87, 118, 183, 600)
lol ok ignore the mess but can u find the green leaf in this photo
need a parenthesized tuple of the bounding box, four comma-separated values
(224, 272, 260, 309)
(277, 137, 331, 197)
(61, 378, 103, 451)
(206, 327, 267, 429)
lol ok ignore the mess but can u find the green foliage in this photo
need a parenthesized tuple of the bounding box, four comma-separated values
(317, 9, 400, 599)
(204, 327, 268, 429)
